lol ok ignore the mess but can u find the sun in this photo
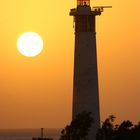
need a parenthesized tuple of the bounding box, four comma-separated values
(17, 32, 43, 57)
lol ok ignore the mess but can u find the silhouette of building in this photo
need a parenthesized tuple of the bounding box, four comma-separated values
(70, 0, 111, 140)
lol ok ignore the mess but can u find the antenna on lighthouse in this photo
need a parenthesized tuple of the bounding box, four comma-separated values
(93, 6, 112, 12)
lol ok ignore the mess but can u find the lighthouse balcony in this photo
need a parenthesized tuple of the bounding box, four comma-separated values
(70, 6, 101, 16)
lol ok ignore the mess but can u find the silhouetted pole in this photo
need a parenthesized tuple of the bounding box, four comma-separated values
(41, 128, 44, 139)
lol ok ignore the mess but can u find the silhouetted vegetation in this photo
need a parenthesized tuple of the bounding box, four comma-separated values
(59, 111, 94, 140)
(96, 115, 140, 140)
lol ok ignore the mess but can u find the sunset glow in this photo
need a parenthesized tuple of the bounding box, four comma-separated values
(0, 0, 140, 129)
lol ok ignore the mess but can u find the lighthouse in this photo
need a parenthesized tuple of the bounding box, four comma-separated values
(70, 0, 111, 140)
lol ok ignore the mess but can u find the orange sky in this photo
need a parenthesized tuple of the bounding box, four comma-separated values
(0, 0, 140, 128)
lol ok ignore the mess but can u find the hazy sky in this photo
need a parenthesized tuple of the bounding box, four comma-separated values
(0, 0, 140, 128)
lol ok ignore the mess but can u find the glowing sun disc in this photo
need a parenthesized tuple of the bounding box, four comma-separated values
(17, 32, 43, 57)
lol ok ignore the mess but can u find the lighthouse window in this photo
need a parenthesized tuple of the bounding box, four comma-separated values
(77, 0, 90, 6)
(79, 53, 80, 57)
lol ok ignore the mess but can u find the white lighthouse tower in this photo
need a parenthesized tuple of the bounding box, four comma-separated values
(70, 0, 111, 140)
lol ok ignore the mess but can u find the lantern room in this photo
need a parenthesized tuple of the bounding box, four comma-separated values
(77, 0, 90, 6)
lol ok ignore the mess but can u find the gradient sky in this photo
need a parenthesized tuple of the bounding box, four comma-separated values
(0, 0, 140, 128)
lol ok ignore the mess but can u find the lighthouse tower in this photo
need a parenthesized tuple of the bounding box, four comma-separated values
(69, 0, 111, 140)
